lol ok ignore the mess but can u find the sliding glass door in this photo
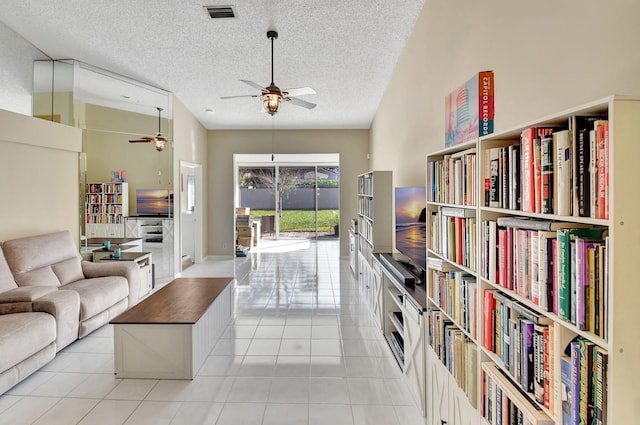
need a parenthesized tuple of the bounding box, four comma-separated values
(237, 159, 339, 242)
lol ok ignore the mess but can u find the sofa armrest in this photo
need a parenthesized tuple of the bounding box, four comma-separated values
(0, 286, 58, 314)
(81, 260, 141, 306)
(33, 290, 80, 351)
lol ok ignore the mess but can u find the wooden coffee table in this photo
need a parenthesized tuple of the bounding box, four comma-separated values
(110, 277, 234, 379)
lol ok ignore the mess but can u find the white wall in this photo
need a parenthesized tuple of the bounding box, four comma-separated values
(207, 130, 369, 256)
(0, 21, 47, 115)
(0, 109, 82, 242)
(371, 0, 640, 186)
(173, 97, 208, 263)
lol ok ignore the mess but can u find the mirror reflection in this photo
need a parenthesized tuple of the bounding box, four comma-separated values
(33, 60, 175, 280)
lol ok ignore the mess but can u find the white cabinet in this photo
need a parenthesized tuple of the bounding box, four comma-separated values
(426, 346, 478, 425)
(402, 296, 426, 416)
(125, 217, 173, 249)
(369, 257, 384, 331)
(379, 258, 428, 416)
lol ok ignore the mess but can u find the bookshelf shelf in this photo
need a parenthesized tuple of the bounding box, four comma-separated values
(426, 95, 640, 424)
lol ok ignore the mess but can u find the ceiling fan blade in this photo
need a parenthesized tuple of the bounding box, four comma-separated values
(283, 87, 316, 97)
(240, 80, 266, 91)
(220, 94, 260, 99)
(285, 96, 317, 110)
(129, 138, 153, 143)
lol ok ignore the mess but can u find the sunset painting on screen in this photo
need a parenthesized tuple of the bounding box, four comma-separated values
(395, 187, 426, 269)
(136, 189, 173, 216)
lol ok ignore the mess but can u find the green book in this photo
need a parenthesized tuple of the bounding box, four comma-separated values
(556, 228, 606, 322)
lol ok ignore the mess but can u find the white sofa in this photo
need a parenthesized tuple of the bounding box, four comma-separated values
(0, 230, 142, 394)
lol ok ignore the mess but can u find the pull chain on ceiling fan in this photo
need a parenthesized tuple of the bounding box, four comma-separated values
(128, 107, 167, 151)
(220, 31, 317, 115)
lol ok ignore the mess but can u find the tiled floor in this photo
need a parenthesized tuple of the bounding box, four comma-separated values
(0, 240, 426, 425)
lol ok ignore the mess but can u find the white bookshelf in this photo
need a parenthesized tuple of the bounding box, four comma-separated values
(424, 95, 640, 424)
(426, 141, 479, 425)
(85, 182, 128, 237)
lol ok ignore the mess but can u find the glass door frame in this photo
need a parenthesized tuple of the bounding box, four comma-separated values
(234, 154, 340, 243)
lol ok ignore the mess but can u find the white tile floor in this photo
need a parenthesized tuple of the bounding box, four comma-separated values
(0, 240, 426, 425)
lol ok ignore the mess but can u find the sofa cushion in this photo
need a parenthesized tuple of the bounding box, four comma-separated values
(14, 266, 60, 287)
(0, 312, 56, 373)
(62, 277, 128, 320)
(2, 231, 83, 287)
(0, 249, 18, 293)
(52, 257, 84, 285)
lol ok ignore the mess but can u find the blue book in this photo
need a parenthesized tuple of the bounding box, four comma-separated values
(570, 341, 581, 425)
(561, 355, 573, 425)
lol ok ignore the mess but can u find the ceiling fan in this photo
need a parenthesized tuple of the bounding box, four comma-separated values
(129, 107, 167, 151)
(221, 30, 316, 115)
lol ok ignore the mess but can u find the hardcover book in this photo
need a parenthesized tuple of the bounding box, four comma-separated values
(445, 70, 494, 147)
(521, 127, 560, 213)
(560, 355, 573, 425)
(569, 115, 606, 217)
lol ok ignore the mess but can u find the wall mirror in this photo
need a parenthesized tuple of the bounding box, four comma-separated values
(33, 60, 175, 280)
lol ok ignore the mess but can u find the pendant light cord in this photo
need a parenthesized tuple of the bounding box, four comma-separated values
(270, 35, 275, 86)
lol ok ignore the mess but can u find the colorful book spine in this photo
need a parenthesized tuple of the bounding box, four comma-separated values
(570, 341, 581, 425)
(554, 130, 572, 216)
(541, 135, 554, 214)
(561, 355, 573, 425)
(556, 228, 606, 323)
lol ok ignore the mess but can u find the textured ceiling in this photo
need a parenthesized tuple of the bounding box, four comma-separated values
(0, 0, 424, 130)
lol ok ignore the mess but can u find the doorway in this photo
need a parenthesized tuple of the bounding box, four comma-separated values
(234, 154, 339, 247)
(179, 161, 203, 270)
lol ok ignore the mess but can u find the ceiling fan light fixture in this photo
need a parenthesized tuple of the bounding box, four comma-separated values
(263, 92, 281, 115)
(154, 138, 166, 151)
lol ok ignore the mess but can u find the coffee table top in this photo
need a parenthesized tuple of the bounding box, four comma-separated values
(110, 277, 234, 324)
(97, 251, 151, 262)
(86, 237, 143, 245)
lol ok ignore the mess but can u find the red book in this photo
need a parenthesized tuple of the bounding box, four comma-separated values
(521, 127, 558, 213)
(596, 122, 608, 219)
(520, 128, 535, 212)
(483, 289, 496, 352)
(498, 228, 507, 287)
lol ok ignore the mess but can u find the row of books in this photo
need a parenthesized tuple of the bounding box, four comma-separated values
(85, 213, 125, 224)
(427, 267, 477, 339)
(357, 174, 373, 196)
(561, 338, 608, 425)
(484, 290, 555, 413)
(87, 204, 123, 215)
(357, 197, 373, 219)
(428, 207, 477, 270)
(85, 194, 124, 204)
(428, 148, 477, 206)
(357, 218, 373, 244)
(481, 362, 554, 425)
(87, 183, 125, 194)
(427, 308, 478, 402)
(480, 217, 608, 339)
(484, 116, 609, 219)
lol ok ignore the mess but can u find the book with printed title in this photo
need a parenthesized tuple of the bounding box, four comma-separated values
(445, 71, 494, 147)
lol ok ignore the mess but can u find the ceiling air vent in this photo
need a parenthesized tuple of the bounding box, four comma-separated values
(205, 6, 236, 19)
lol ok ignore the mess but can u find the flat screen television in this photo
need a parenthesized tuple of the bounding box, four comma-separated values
(395, 186, 427, 272)
(136, 189, 173, 217)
